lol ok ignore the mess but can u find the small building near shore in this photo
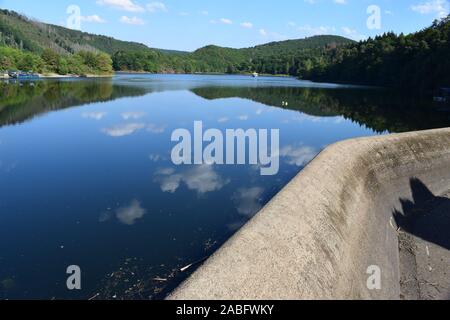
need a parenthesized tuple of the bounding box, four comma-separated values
(0, 71, 9, 79)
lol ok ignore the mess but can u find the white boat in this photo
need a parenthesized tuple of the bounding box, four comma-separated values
(252, 72, 259, 78)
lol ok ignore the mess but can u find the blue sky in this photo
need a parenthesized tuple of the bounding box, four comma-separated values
(0, 0, 448, 51)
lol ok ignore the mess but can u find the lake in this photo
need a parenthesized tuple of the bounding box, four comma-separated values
(0, 74, 449, 299)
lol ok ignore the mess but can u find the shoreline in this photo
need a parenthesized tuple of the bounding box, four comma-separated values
(39, 73, 114, 79)
(0, 73, 114, 80)
(115, 70, 293, 77)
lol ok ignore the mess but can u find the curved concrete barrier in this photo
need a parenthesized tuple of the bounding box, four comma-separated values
(169, 128, 450, 300)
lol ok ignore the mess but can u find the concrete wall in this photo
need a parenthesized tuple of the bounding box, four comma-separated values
(169, 128, 450, 300)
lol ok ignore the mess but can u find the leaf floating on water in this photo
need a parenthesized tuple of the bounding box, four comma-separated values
(180, 257, 208, 272)
(180, 263, 194, 272)
(88, 293, 100, 301)
(152, 277, 168, 282)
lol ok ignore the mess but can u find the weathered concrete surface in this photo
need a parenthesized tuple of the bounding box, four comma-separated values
(169, 128, 450, 300)
(398, 188, 450, 300)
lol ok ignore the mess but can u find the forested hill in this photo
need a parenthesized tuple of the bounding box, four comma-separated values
(0, 9, 149, 54)
(187, 35, 354, 74)
(1, 8, 449, 91)
(307, 15, 450, 91)
(0, 8, 352, 75)
(249, 35, 353, 55)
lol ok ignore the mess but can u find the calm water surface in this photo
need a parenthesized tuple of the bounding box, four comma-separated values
(0, 74, 449, 299)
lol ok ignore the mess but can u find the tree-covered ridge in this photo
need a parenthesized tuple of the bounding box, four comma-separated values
(308, 16, 450, 91)
(1, 8, 449, 91)
(250, 35, 352, 52)
(112, 36, 354, 74)
(0, 9, 149, 55)
(0, 46, 113, 75)
(0, 9, 351, 75)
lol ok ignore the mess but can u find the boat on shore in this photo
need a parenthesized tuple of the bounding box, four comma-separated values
(8, 71, 40, 80)
(252, 72, 259, 78)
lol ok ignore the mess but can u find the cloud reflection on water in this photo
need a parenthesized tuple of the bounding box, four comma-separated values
(102, 123, 146, 137)
(233, 187, 265, 216)
(280, 144, 319, 167)
(154, 165, 229, 195)
(82, 112, 107, 120)
(116, 199, 147, 225)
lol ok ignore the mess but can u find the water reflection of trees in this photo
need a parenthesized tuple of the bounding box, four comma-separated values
(191, 86, 450, 133)
(2, 80, 449, 133)
(0, 80, 147, 127)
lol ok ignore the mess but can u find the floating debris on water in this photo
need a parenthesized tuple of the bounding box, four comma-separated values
(92, 257, 184, 300)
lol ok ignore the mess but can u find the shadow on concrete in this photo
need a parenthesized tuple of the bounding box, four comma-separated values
(393, 177, 450, 250)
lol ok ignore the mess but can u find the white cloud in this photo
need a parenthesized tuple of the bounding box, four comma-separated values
(156, 170, 179, 193)
(155, 165, 229, 195)
(119, 15, 146, 25)
(334, 0, 347, 4)
(146, 1, 168, 13)
(280, 144, 318, 167)
(96, 0, 144, 12)
(220, 18, 233, 25)
(82, 112, 107, 120)
(102, 123, 145, 137)
(411, 0, 449, 18)
(149, 154, 162, 162)
(147, 123, 167, 134)
(297, 25, 336, 36)
(238, 115, 249, 121)
(233, 187, 264, 216)
(200, 10, 209, 15)
(258, 28, 287, 40)
(218, 117, 229, 123)
(81, 15, 106, 23)
(116, 199, 146, 225)
(121, 111, 146, 120)
(341, 26, 367, 41)
(240, 22, 253, 29)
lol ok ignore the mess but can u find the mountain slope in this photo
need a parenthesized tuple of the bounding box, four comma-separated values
(189, 36, 354, 74)
(249, 35, 354, 55)
(0, 9, 150, 55)
(0, 8, 355, 76)
(308, 15, 450, 91)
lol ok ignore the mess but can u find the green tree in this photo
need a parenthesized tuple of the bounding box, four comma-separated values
(41, 49, 59, 72)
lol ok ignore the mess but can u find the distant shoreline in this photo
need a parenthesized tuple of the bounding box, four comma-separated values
(115, 70, 293, 77)
(0, 73, 114, 80)
(40, 73, 114, 79)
